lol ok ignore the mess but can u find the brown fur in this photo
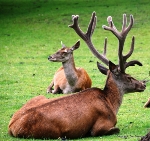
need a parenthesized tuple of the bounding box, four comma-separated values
(8, 65, 145, 139)
(47, 41, 92, 94)
(8, 73, 118, 139)
(8, 13, 146, 139)
(48, 66, 92, 94)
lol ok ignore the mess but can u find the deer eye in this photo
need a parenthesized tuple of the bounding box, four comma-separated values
(56, 52, 60, 55)
(62, 52, 68, 57)
(127, 77, 132, 82)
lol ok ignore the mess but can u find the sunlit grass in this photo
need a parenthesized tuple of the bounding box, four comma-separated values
(0, 0, 150, 141)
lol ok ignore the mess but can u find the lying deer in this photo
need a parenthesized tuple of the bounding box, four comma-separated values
(47, 40, 92, 94)
(8, 12, 146, 139)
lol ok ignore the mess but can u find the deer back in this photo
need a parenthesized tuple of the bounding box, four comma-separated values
(8, 87, 118, 139)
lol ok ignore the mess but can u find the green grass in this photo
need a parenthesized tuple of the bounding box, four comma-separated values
(0, 0, 150, 141)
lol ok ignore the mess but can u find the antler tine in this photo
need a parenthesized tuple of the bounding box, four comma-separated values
(102, 14, 135, 73)
(119, 14, 134, 72)
(122, 35, 142, 69)
(69, 15, 87, 41)
(102, 16, 122, 40)
(103, 38, 107, 56)
(122, 14, 134, 37)
(122, 14, 127, 32)
(61, 41, 66, 48)
(69, 12, 109, 66)
(103, 15, 125, 72)
(125, 60, 142, 68)
(124, 36, 143, 68)
(124, 36, 135, 60)
(86, 12, 97, 38)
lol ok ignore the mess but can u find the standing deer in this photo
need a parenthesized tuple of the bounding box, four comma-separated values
(8, 12, 146, 139)
(47, 40, 92, 94)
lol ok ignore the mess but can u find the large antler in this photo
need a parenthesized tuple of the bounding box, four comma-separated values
(102, 14, 142, 73)
(69, 12, 142, 73)
(69, 12, 109, 66)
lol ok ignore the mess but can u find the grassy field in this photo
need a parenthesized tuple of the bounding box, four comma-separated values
(0, 0, 150, 141)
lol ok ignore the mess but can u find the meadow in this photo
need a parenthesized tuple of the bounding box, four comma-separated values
(0, 0, 150, 141)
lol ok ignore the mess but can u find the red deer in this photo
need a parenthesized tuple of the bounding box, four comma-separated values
(47, 40, 92, 94)
(8, 12, 146, 139)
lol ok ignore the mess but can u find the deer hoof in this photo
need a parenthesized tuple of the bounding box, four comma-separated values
(144, 98, 150, 108)
(47, 89, 52, 94)
(105, 127, 120, 135)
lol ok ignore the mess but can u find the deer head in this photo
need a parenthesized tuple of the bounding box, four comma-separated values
(48, 40, 80, 63)
(69, 12, 146, 94)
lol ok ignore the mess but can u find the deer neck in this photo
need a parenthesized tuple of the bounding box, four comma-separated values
(104, 72, 124, 114)
(62, 55, 78, 86)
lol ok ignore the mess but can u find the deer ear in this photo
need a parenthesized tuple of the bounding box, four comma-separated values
(109, 61, 117, 71)
(109, 61, 120, 75)
(61, 41, 66, 48)
(97, 62, 108, 75)
(71, 40, 80, 51)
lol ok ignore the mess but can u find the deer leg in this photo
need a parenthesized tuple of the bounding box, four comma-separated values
(47, 80, 54, 93)
(91, 119, 119, 136)
(91, 125, 119, 136)
(105, 127, 120, 135)
(144, 98, 150, 108)
(52, 85, 62, 94)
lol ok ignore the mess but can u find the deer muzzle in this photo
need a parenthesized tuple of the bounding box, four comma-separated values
(48, 56, 56, 62)
(137, 81, 146, 92)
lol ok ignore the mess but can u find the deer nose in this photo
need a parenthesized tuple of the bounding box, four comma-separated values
(48, 56, 52, 60)
(142, 81, 146, 88)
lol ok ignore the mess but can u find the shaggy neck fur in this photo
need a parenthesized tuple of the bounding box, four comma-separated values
(104, 72, 123, 114)
(62, 55, 78, 86)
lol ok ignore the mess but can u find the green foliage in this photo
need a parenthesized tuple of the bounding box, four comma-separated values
(0, 0, 149, 141)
